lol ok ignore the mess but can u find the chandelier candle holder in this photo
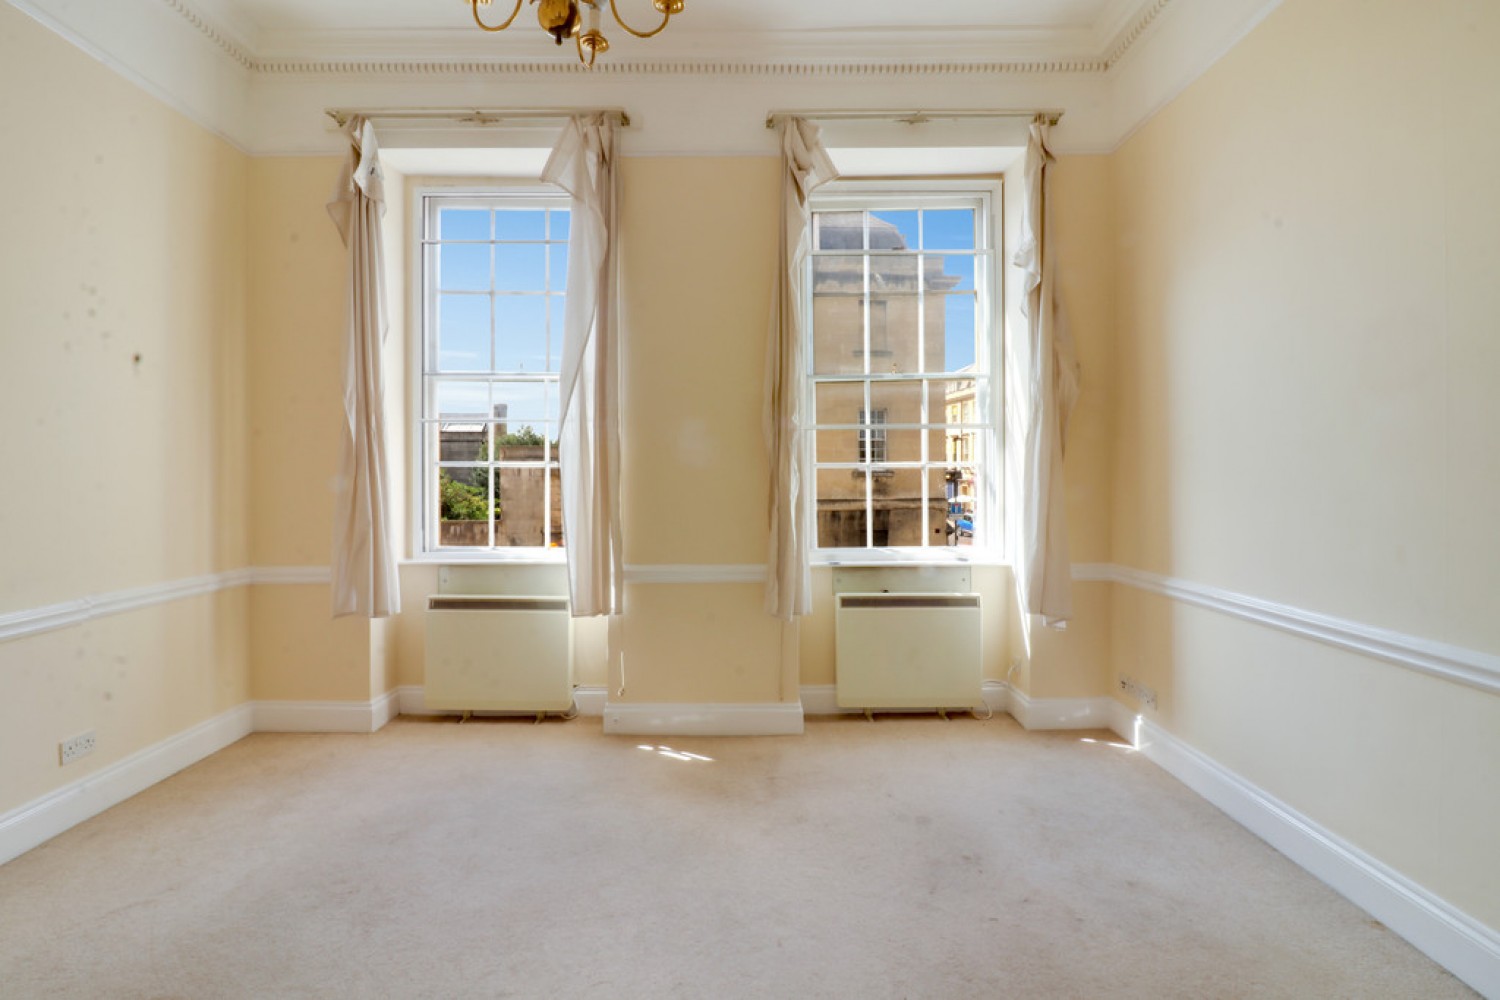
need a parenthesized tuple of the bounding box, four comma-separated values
(469, 0, 684, 67)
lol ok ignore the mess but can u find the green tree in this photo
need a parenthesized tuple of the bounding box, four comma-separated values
(438, 470, 490, 521)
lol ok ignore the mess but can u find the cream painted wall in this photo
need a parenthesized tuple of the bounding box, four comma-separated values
(610, 156, 790, 702)
(1002, 155, 1117, 700)
(1108, 0, 1500, 928)
(0, 3, 251, 813)
(618, 157, 780, 568)
(244, 155, 375, 701)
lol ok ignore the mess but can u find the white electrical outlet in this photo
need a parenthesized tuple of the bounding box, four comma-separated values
(59, 730, 96, 766)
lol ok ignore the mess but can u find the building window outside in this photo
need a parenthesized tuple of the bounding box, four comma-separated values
(808, 191, 995, 551)
(418, 192, 569, 554)
(858, 408, 888, 463)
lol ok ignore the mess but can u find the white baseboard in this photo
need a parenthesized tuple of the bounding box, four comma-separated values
(394, 684, 606, 718)
(1007, 688, 1114, 730)
(800, 681, 1009, 717)
(603, 701, 805, 736)
(1106, 702, 1500, 999)
(0, 703, 254, 867)
(252, 693, 398, 734)
(573, 686, 607, 717)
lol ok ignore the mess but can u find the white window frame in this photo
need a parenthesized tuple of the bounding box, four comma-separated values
(409, 184, 571, 563)
(806, 179, 1004, 566)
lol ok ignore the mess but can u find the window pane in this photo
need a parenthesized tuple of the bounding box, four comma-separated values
(494, 466, 548, 547)
(495, 244, 547, 291)
(494, 296, 548, 373)
(548, 465, 565, 549)
(870, 209, 917, 250)
(439, 208, 489, 241)
(939, 294, 978, 373)
(434, 469, 490, 548)
(868, 380, 927, 422)
(435, 421, 489, 464)
(548, 297, 565, 369)
(494, 209, 545, 241)
(876, 426, 924, 465)
(814, 428, 860, 465)
(941, 466, 981, 546)
(438, 243, 490, 291)
(812, 295, 887, 375)
(814, 211, 863, 251)
(550, 209, 570, 241)
(923, 209, 976, 250)
(870, 296, 921, 374)
(867, 254, 919, 293)
(436, 294, 489, 372)
(433, 380, 490, 420)
(495, 421, 551, 457)
(811, 255, 866, 295)
(814, 382, 866, 426)
(549, 243, 569, 291)
(489, 381, 550, 428)
(816, 467, 870, 547)
(925, 255, 974, 292)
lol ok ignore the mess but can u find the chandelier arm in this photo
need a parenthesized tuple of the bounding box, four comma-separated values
(471, 0, 526, 33)
(606, 0, 673, 39)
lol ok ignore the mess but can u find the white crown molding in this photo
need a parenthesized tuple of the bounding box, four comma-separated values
(1102, 0, 1283, 151)
(1110, 704, 1500, 998)
(1100, 0, 1172, 69)
(1074, 563, 1500, 696)
(251, 24, 1107, 67)
(14, 0, 1285, 156)
(193, 0, 1173, 70)
(10, 0, 254, 150)
(603, 701, 804, 736)
(0, 703, 253, 867)
(157, 0, 254, 69)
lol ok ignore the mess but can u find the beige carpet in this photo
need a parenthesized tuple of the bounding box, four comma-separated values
(0, 715, 1473, 999)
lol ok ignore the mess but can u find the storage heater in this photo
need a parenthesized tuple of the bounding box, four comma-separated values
(424, 595, 574, 715)
(835, 592, 983, 714)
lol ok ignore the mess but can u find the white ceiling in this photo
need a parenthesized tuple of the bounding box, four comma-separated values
(187, 0, 1152, 64)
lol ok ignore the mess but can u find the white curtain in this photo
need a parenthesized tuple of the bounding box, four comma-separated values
(764, 118, 838, 620)
(1013, 119, 1080, 628)
(326, 118, 401, 619)
(543, 114, 624, 617)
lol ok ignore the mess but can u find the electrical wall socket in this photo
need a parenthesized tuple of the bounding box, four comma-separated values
(1117, 676, 1158, 710)
(59, 730, 96, 766)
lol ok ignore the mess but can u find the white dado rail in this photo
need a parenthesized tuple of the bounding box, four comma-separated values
(6, 562, 1497, 699)
(0, 567, 331, 644)
(1073, 563, 1500, 696)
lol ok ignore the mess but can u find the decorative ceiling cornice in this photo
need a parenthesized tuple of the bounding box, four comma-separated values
(1103, 0, 1172, 69)
(159, 0, 254, 70)
(159, 0, 1170, 78)
(249, 58, 1108, 78)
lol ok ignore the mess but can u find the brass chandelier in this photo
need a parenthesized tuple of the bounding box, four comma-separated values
(469, 0, 685, 68)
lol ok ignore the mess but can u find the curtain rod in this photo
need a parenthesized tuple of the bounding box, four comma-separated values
(764, 109, 1062, 129)
(325, 107, 631, 128)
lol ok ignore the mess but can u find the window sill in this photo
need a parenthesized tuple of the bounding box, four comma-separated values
(813, 547, 1008, 568)
(402, 550, 567, 567)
